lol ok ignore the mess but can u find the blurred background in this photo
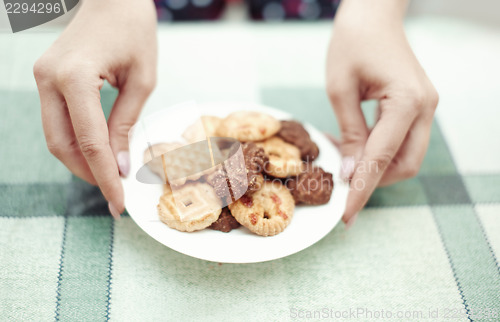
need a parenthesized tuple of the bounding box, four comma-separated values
(153, 0, 340, 21)
(2, 0, 499, 27)
(149, 0, 500, 25)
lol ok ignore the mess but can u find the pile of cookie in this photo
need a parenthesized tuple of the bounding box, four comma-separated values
(146, 111, 334, 237)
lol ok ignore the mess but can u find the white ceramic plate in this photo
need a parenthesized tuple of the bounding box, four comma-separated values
(122, 101, 348, 263)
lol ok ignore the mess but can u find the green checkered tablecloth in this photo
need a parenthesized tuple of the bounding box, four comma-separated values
(1, 20, 500, 321)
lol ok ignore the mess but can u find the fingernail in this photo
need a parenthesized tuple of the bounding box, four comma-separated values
(340, 156, 355, 181)
(344, 213, 358, 230)
(117, 151, 130, 177)
(108, 202, 121, 220)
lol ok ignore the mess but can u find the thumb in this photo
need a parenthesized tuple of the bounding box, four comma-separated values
(108, 72, 155, 177)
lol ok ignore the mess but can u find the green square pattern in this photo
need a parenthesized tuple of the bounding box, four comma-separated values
(0, 87, 117, 184)
(0, 90, 70, 183)
(0, 217, 64, 321)
(463, 175, 500, 204)
(367, 177, 428, 207)
(66, 176, 109, 217)
(56, 216, 113, 321)
(0, 183, 67, 217)
(420, 175, 471, 205)
(109, 209, 467, 321)
(419, 121, 458, 176)
(432, 206, 500, 317)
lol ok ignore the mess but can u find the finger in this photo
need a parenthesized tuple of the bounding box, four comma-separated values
(378, 87, 438, 185)
(108, 69, 155, 177)
(342, 98, 418, 224)
(61, 77, 124, 216)
(34, 75, 97, 185)
(378, 112, 432, 186)
(327, 79, 369, 180)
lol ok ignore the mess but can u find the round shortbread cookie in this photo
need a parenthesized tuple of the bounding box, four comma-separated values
(217, 111, 281, 142)
(182, 115, 222, 143)
(229, 181, 295, 236)
(158, 182, 222, 232)
(256, 137, 304, 178)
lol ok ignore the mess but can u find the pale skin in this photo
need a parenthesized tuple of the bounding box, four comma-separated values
(34, 0, 437, 226)
(33, 0, 157, 218)
(326, 0, 438, 228)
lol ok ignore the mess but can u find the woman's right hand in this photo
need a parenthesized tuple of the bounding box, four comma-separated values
(34, 0, 158, 218)
(326, 0, 439, 228)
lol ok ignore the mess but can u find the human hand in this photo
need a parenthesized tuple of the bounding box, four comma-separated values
(33, 0, 157, 219)
(326, 0, 439, 228)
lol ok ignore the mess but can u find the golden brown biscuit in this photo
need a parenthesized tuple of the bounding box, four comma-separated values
(256, 137, 304, 178)
(157, 182, 222, 232)
(182, 116, 222, 143)
(229, 181, 294, 236)
(217, 111, 280, 142)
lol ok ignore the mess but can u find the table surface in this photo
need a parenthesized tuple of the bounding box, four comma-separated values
(1, 17, 500, 321)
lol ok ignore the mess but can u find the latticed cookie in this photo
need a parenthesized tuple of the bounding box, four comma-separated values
(158, 182, 222, 232)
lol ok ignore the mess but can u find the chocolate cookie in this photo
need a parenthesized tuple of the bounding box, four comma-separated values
(286, 166, 333, 205)
(209, 207, 241, 232)
(242, 142, 268, 188)
(277, 120, 319, 162)
(206, 142, 268, 198)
